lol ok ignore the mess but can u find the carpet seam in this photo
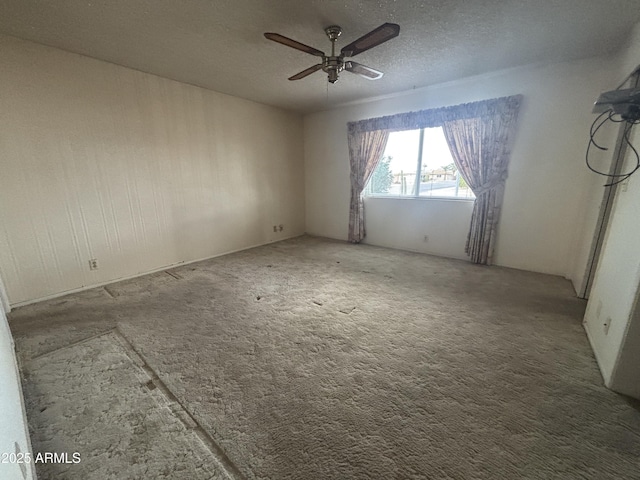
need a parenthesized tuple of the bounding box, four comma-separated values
(112, 326, 247, 480)
(27, 329, 117, 362)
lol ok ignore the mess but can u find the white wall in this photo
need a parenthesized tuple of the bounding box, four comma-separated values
(583, 124, 640, 395)
(304, 55, 621, 277)
(363, 197, 473, 259)
(0, 308, 35, 480)
(582, 22, 640, 398)
(570, 23, 640, 298)
(0, 35, 305, 306)
(612, 288, 640, 398)
(582, 148, 640, 383)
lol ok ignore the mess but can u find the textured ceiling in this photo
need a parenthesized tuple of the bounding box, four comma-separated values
(1, 0, 639, 113)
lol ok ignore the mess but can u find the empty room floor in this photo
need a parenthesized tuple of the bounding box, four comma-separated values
(9, 236, 640, 479)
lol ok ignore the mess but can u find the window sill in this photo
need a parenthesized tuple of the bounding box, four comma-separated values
(364, 195, 475, 202)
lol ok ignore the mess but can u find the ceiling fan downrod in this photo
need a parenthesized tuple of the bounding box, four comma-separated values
(323, 25, 344, 84)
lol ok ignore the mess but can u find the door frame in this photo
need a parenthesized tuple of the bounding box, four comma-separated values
(579, 70, 640, 299)
(0, 274, 10, 314)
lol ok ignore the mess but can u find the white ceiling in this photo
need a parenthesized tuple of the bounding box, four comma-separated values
(1, 0, 639, 113)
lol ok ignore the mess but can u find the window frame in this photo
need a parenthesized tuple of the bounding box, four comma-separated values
(364, 126, 475, 201)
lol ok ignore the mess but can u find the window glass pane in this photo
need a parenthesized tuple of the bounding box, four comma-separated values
(368, 130, 420, 196)
(419, 128, 475, 199)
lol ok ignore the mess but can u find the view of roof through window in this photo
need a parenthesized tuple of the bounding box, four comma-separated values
(366, 127, 475, 199)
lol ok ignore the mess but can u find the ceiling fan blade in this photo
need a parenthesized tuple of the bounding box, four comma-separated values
(288, 64, 323, 81)
(344, 61, 383, 80)
(264, 33, 324, 57)
(340, 23, 400, 57)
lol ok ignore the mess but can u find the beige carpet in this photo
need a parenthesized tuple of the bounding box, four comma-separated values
(10, 236, 640, 479)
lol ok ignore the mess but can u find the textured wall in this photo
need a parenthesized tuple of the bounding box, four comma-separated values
(0, 35, 304, 305)
(304, 54, 619, 277)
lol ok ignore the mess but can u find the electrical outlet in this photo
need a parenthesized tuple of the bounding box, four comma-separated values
(603, 316, 612, 335)
(89, 258, 98, 270)
(273, 225, 277, 233)
(279, 224, 284, 232)
(423, 235, 429, 243)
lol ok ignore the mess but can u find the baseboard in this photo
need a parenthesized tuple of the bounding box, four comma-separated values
(10, 234, 304, 309)
(303, 232, 348, 242)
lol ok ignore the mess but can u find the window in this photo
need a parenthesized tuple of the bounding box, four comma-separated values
(365, 127, 475, 199)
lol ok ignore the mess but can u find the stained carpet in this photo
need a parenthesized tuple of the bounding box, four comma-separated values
(21, 332, 231, 479)
(10, 236, 640, 479)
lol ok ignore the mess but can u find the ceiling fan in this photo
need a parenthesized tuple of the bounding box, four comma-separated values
(264, 23, 400, 84)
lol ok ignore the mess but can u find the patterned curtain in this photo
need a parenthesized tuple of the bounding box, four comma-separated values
(441, 98, 521, 264)
(346, 95, 522, 254)
(347, 128, 390, 243)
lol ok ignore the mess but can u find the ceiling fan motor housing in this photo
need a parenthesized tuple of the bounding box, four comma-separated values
(323, 56, 344, 83)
